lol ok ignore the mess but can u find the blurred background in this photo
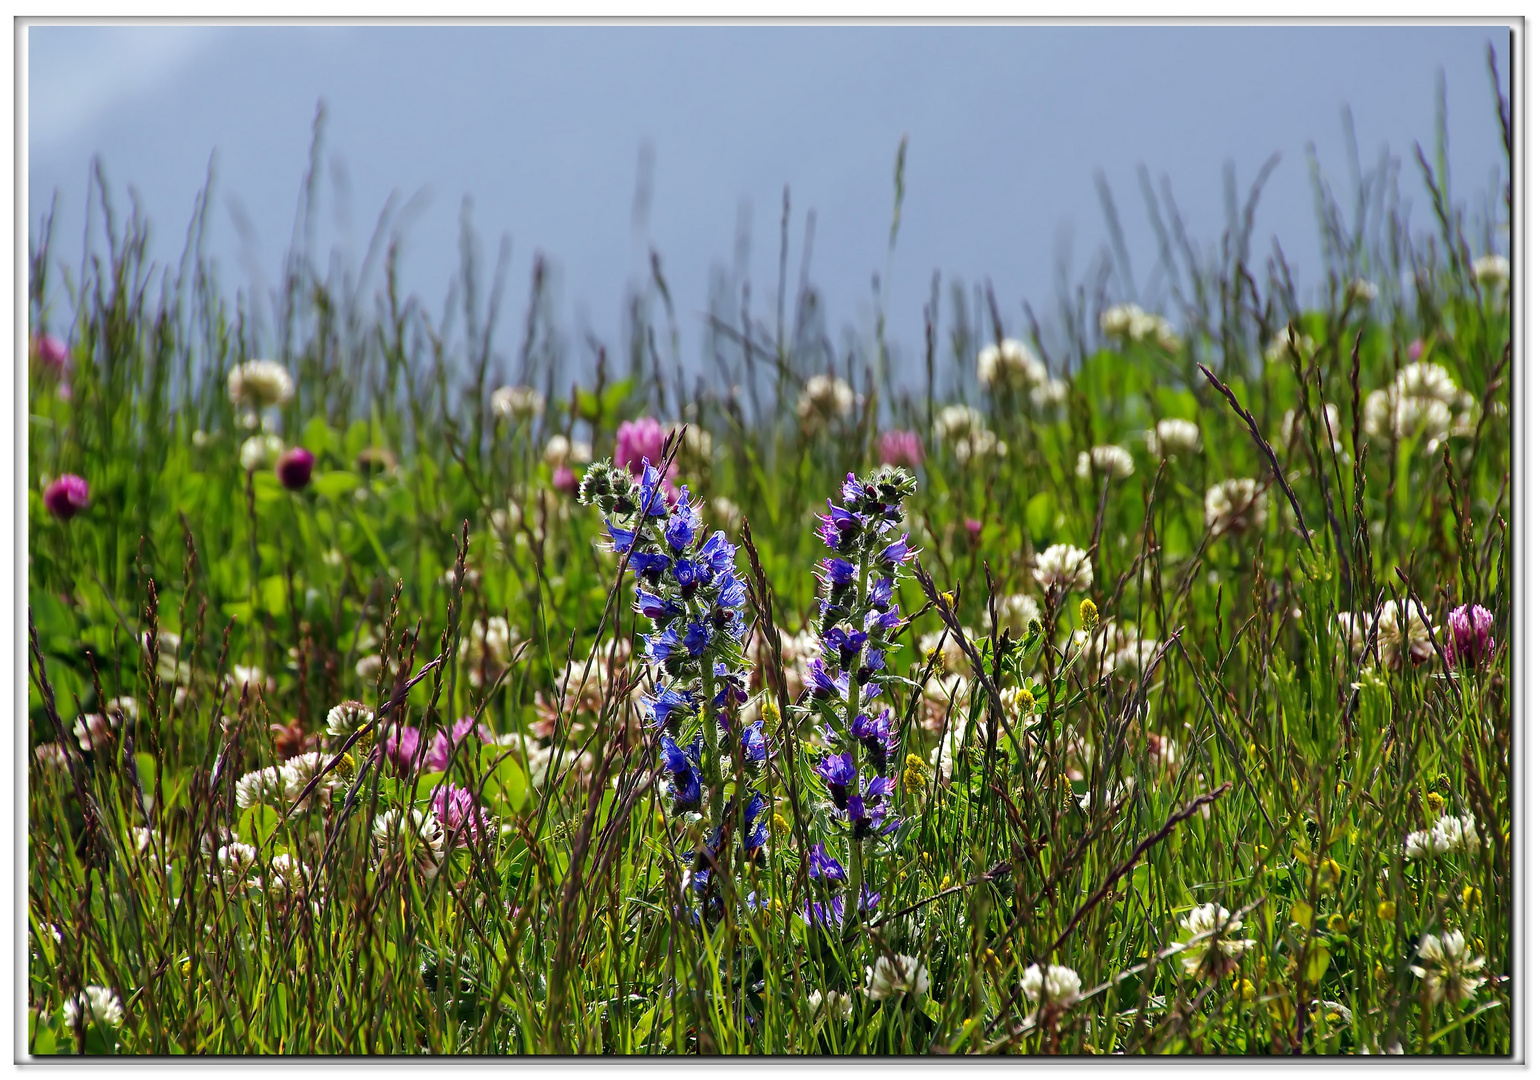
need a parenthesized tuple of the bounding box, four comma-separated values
(26, 24, 1512, 382)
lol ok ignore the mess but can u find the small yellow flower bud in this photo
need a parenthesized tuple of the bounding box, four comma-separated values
(1079, 598, 1099, 632)
(1236, 978, 1256, 1003)
(1463, 885, 1482, 909)
(1327, 913, 1347, 933)
(1012, 687, 1036, 716)
(772, 813, 790, 837)
(902, 753, 928, 791)
(1427, 791, 1445, 814)
(335, 752, 358, 781)
(180, 957, 193, 978)
(1377, 900, 1396, 920)
(762, 699, 782, 726)
(1320, 858, 1342, 890)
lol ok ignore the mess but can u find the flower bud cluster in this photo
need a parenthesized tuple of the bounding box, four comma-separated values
(579, 456, 763, 924)
(798, 466, 917, 928)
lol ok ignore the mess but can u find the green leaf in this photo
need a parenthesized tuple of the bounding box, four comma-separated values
(313, 471, 360, 500)
(485, 754, 529, 814)
(1025, 492, 1056, 544)
(1304, 941, 1331, 984)
(238, 805, 282, 848)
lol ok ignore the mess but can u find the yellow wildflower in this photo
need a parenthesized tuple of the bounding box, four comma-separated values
(1079, 598, 1098, 631)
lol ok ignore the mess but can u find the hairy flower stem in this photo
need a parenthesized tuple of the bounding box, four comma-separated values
(700, 660, 722, 840)
(845, 548, 870, 926)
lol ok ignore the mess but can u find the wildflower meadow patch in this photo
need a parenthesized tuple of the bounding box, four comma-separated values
(26, 70, 1511, 1057)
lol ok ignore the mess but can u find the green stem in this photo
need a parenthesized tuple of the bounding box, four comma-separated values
(845, 548, 871, 925)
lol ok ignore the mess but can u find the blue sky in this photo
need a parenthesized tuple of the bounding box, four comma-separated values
(27, 24, 1511, 378)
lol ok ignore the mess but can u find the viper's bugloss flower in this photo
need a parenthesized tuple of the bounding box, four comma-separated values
(809, 841, 847, 883)
(1445, 604, 1496, 667)
(583, 455, 756, 924)
(43, 474, 89, 520)
(276, 446, 315, 490)
(817, 752, 856, 809)
(795, 466, 917, 924)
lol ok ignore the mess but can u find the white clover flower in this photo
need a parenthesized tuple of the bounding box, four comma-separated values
(808, 990, 854, 1021)
(1336, 610, 1374, 654)
(932, 403, 985, 442)
(239, 434, 284, 472)
(1431, 813, 1483, 855)
(1264, 326, 1316, 364)
(73, 712, 116, 753)
(1410, 931, 1484, 1005)
(356, 654, 384, 682)
(865, 953, 929, 1001)
(1204, 478, 1268, 536)
(1396, 361, 1461, 405)
(1345, 278, 1379, 305)
(1364, 361, 1468, 455)
(1145, 418, 1202, 458)
(1280, 403, 1343, 455)
(62, 985, 124, 1029)
(1101, 303, 1179, 349)
(260, 852, 310, 901)
(459, 616, 516, 688)
(217, 842, 259, 884)
(227, 665, 272, 696)
(491, 385, 544, 421)
(1172, 903, 1256, 978)
(1374, 599, 1435, 668)
(34, 742, 70, 768)
(1100, 303, 1141, 340)
(372, 808, 447, 878)
(1404, 828, 1434, 860)
(280, 751, 335, 808)
(1030, 378, 1069, 409)
(325, 700, 373, 740)
(998, 593, 1042, 635)
(1075, 444, 1135, 481)
(1472, 254, 1509, 289)
(235, 766, 287, 810)
(227, 360, 295, 409)
(1021, 963, 1082, 1008)
(1032, 544, 1093, 594)
(795, 374, 856, 427)
(953, 428, 1007, 465)
(977, 337, 1047, 390)
(542, 434, 574, 468)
